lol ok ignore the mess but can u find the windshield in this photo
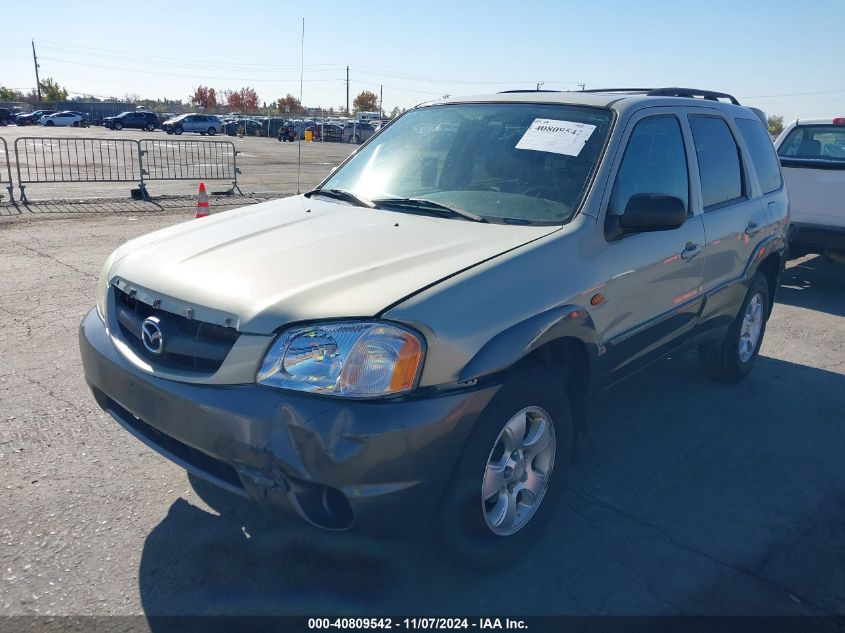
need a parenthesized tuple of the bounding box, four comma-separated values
(320, 103, 613, 224)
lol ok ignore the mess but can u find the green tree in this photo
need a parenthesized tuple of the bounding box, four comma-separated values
(767, 115, 784, 136)
(39, 78, 69, 102)
(352, 90, 379, 113)
(0, 86, 24, 101)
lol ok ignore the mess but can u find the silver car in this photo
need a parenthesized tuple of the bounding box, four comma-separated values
(80, 87, 788, 568)
(162, 113, 222, 136)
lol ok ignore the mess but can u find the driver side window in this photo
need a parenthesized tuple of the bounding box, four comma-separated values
(608, 116, 689, 216)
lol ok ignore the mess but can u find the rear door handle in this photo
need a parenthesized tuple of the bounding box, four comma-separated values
(681, 242, 702, 261)
(745, 222, 763, 237)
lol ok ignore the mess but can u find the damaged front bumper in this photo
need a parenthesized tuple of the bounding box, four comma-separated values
(79, 309, 499, 535)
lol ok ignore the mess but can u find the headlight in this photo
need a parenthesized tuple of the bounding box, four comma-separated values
(95, 252, 116, 321)
(257, 321, 425, 398)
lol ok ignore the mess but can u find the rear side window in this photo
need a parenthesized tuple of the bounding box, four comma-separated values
(689, 115, 745, 209)
(608, 116, 689, 216)
(778, 126, 845, 162)
(735, 117, 782, 194)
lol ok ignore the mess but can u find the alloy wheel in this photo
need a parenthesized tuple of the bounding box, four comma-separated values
(739, 293, 764, 363)
(481, 406, 556, 536)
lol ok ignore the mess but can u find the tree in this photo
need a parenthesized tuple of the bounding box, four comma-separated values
(226, 87, 259, 112)
(277, 93, 303, 115)
(353, 90, 379, 113)
(0, 86, 24, 101)
(39, 78, 68, 102)
(191, 85, 218, 112)
(389, 106, 403, 119)
(767, 115, 784, 136)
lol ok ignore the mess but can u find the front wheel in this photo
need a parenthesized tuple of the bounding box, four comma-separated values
(206, 127, 216, 136)
(145, 123, 155, 131)
(114, 122, 123, 130)
(174, 126, 183, 135)
(433, 365, 572, 570)
(46, 120, 55, 126)
(699, 274, 770, 382)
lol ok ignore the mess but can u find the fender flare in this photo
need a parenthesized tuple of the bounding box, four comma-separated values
(458, 304, 602, 392)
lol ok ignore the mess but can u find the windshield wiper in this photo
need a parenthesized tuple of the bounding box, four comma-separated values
(304, 188, 376, 208)
(373, 197, 488, 223)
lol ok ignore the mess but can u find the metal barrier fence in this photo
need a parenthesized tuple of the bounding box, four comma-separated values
(140, 139, 241, 194)
(12, 137, 241, 202)
(0, 139, 13, 203)
(15, 137, 142, 202)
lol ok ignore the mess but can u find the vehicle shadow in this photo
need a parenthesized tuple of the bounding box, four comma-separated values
(138, 352, 845, 619)
(777, 255, 845, 317)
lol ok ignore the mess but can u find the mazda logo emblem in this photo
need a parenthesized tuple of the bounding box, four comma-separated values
(141, 317, 164, 355)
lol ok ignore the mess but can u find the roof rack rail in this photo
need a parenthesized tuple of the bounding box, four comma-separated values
(498, 89, 562, 94)
(579, 88, 654, 94)
(577, 87, 741, 105)
(645, 87, 740, 105)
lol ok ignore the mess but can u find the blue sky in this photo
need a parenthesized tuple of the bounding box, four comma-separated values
(2, 0, 843, 121)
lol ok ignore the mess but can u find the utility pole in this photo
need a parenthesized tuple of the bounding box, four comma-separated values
(536, 81, 544, 91)
(346, 66, 350, 115)
(32, 40, 42, 103)
(578, 82, 586, 91)
(379, 84, 383, 119)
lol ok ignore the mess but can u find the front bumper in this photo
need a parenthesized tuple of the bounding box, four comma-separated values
(79, 308, 498, 535)
(789, 222, 845, 255)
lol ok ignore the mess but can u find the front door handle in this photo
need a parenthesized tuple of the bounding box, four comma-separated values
(745, 222, 763, 237)
(681, 242, 702, 261)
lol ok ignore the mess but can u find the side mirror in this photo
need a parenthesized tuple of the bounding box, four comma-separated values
(605, 193, 687, 241)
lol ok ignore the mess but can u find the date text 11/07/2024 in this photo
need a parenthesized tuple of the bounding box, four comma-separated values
(307, 618, 528, 630)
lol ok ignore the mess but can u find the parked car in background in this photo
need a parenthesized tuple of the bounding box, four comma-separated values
(16, 110, 55, 125)
(39, 111, 87, 127)
(104, 111, 159, 131)
(342, 121, 376, 144)
(224, 119, 263, 137)
(162, 114, 222, 136)
(775, 117, 845, 263)
(315, 123, 343, 142)
(0, 108, 12, 126)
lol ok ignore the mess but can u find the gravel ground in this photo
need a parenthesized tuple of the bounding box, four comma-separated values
(0, 210, 843, 622)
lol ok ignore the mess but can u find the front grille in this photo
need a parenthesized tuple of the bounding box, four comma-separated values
(114, 287, 239, 373)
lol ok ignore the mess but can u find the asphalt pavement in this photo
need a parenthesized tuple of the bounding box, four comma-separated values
(0, 209, 843, 622)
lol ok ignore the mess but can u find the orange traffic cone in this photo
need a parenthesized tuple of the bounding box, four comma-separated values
(195, 182, 210, 218)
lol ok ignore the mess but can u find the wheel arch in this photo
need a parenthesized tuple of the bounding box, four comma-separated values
(458, 305, 601, 436)
(743, 234, 787, 318)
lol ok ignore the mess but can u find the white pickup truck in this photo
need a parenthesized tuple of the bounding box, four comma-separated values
(774, 118, 845, 263)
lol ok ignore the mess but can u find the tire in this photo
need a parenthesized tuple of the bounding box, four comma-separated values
(174, 126, 183, 135)
(207, 127, 216, 136)
(699, 274, 769, 383)
(200, 131, 206, 136)
(46, 120, 55, 126)
(145, 124, 155, 132)
(433, 364, 573, 570)
(350, 134, 360, 144)
(114, 122, 123, 131)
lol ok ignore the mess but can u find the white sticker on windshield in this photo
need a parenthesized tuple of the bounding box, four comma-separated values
(515, 119, 597, 156)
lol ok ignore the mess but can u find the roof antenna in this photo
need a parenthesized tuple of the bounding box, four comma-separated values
(297, 17, 305, 195)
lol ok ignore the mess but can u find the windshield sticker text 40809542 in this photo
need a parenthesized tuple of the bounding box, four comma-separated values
(515, 118, 597, 157)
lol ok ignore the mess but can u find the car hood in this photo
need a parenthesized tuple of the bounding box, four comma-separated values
(107, 195, 557, 334)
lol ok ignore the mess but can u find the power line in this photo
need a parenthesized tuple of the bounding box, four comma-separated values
(38, 57, 343, 83)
